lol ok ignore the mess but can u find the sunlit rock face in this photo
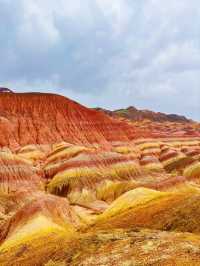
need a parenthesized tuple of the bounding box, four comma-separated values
(1, 92, 200, 265)
(0, 92, 137, 149)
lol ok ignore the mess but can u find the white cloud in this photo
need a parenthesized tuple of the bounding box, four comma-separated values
(153, 42, 200, 71)
(95, 0, 134, 35)
(0, 0, 200, 120)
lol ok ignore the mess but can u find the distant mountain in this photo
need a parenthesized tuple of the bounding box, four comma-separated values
(95, 106, 191, 123)
(0, 87, 13, 93)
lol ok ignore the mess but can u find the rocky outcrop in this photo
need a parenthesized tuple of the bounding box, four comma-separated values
(96, 105, 191, 123)
(0, 87, 13, 93)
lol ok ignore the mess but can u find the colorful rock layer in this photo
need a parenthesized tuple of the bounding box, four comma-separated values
(0, 92, 200, 265)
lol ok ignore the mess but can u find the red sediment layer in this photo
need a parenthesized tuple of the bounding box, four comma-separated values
(0, 93, 136, 149)
(184, 149, 200, 157)
(159, 150, 179, 162)
(140, 156, 159, 166)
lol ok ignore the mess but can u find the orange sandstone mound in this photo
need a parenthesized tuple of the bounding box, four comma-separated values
(0, 92, 200, 265)
(0, 92, 136, 149)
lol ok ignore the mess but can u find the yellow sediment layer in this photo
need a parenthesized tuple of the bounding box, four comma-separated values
(0, 152, 33, 165)
(94, 186, 200, 231)
(177, 140, 200, 147)
(184, 162, 200, 179)
(98, 188, 168, 221)
(142, 162, 164, 173)
(18, 150, 45, 162)
(47, 161, 141, 195)
(0, 217, 76, 266)
(137, 142, 161, 151)
(68, 188, 96, 205)
(46, 146, 89, 164)
(94, 185, 200, 224)
(162, 154, 187, 170)
(47, 166, 101, 193)
(141, 148, 161, 156)
(52, 142, 72, 151)
(111, 161, 141, 177)
(96, 179, 138, 202)
(0, 214, 75, 252)
(112, 146, 136, 155)
(166, 141, 183, 148)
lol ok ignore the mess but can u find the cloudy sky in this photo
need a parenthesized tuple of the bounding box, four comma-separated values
(0, 0, 200, 120)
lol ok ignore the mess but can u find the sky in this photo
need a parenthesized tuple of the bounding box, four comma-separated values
(0, 0, 200, 120)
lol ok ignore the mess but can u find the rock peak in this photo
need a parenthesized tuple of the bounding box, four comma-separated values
(0, 87, 13, 93)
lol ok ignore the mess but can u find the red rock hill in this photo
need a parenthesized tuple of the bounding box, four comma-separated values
(0, 92, 134, 148)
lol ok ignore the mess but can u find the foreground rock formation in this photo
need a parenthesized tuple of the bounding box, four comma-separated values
(0, 92, 200, 265)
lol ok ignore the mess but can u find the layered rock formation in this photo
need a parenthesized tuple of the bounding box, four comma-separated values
(96, 105, 191, 123)
(0, 92, 200, 265)
(0, 93, 137, 149)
